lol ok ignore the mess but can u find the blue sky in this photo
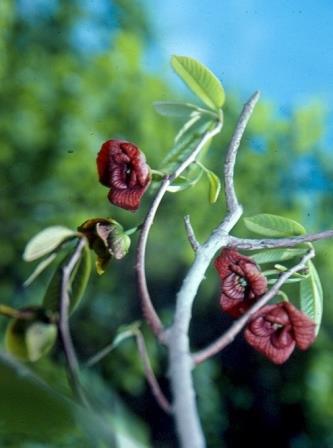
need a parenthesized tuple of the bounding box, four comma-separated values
(148, 0, 333, 109)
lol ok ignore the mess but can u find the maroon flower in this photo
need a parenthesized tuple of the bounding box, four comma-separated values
(214, 248, 267, 317)
(97, 139, 151, 211)
(244, 302, 316, 364)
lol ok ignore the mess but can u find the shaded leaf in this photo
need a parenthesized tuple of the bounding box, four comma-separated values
(300, 261, 323, 335)
(86, 321, 141, 367)
(25, 322, 57, 362)
(43, 243, 91, 314)
(23, 253, 58, 287)
(252, 248, 308, 264)
(197, 163, 221, 203)
(244, 214, 306, 237)
(23, 226, 78, 261)
(0, 354, 121, 445)
(171, 55, 225, 110)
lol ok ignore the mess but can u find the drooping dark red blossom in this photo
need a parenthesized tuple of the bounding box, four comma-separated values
(97, 139, 151, 211)
(214, 248, 267, 317)
(244, 302, 316, 364)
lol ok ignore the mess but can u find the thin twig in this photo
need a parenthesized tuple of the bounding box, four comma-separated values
(136, 122, 223, 341)
(184, 215, 200, 251)
(224, 91, 260, 213)
(229, 230, 333, 250)
(84, 329, 172, 414)
(192, 248, 315, 365)
(58, 238, 89, 407)
(135, 331, 172, 414)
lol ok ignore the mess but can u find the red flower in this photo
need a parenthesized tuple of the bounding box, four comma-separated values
(244, 302, 316, 364)
(97, 139, 151, 211)
(214, 248, 267, 317)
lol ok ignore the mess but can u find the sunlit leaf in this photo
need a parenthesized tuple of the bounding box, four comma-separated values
(162, 118, 214, 173)
(23, 226, 78, 261)
(167, 169, 203, 193)
(300, 261, 323, 335)
(243, 214, 306, 237)
(43, 242, 91, 314)
(23, 253, 58, 287)
(153, 101, 213, 117)
(252, 248, 308, 264)
(171, 55, 225, 110)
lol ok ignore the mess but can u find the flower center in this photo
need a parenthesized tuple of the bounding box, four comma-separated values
(238, 277, 248, 288)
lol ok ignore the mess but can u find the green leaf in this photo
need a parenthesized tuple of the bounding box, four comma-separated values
(162, 117, 214, 173)
(23, 226, 78, 261)
(196, 162, 221, 203)
(171, 55, 225, 110)
(153, 101, 211, 117)
(43, 243, 91, 314)
(243, 214, 306, 237)
(167, 169, 203, 193)
(86, 321, 141, 367)
(0, 354, 120, 445)
(23, 252, 58, 286)
(300, 261, 323, 335)
(252, 248, 308, 264)
(25, 322, 57, 362)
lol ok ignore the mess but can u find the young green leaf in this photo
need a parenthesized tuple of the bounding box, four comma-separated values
(162, 118, 214, 173)
(252, 248, 308, 264)
(171, 55, 225, 110)
(23, 226, 78, 261)
(153, 101, 215, 118)
(196, 162, 221, 203)
(300, 261, 323, 335)
(167, 169, 203, 193)
(43, 243, 91, 314)
(23, 253, 58, 287)
(243, 214, 306, 237)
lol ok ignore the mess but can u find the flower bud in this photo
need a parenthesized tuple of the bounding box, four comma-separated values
(78, 218, 131, 274)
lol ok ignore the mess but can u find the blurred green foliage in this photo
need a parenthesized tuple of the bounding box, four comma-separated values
(1, 0, 333, 447)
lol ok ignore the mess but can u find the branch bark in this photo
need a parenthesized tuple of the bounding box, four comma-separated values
(192, 248, 315, 365)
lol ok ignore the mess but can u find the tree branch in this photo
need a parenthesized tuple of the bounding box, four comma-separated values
(229, 230, 333, 250)
(192, 248, 315, 365)
(135, 331, 172, 414)
(184, 215, 200, 251)
(224, 91, 260, 213)
(166, 92, 259, 448)
(58, 237, 89, 407)
(136, 121, 223, 341)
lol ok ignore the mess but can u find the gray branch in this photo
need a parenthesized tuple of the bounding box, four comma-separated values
(184, 215, 200, 251)
(229, 230, 333, 250)
(166, 92, 260, 448)
(193, 248, 315, 365)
